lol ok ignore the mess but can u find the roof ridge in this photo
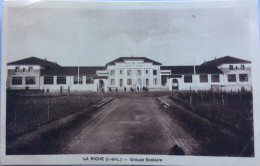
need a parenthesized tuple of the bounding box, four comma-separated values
(106, 56, 162, 66)
(7, 56, 61, 67)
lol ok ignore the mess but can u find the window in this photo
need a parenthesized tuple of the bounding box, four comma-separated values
(241, 65, 245, 70)
(161, 76, 167, 85)
(119, 79, 123, 87)
(146, 70, 149, 74)
(127, 70, 132, 76)
(239, 74, 248, 82)
(111, 79, 115, 85)
(138, 79, 141, 85)
(15, 67, 20, 72)
(28, 66, 33, 72)
(12, 77, 22, 85)
(119, 70, 123, 74)
(22, 68, 25, 72)
(184, 75, 192, 83)
(211, 75, 220, 82)
(200, 75, 208, 83)
(127, 79, 132, 85)
(57, 77, 66, 84)
(229, 65, 233, 70)
(153, 70, 157, 75)
(146, 79, 149, 86)
(26, 77, 35, 85)
(153, 78, 158, 85)
(228, 74, 236, 82)
(74, 76, 83, 84)
(44, 77, 54, 84)
(138, 70, 141, 76)
(110, 70, 115, 76)
(86, 77, 94, 84)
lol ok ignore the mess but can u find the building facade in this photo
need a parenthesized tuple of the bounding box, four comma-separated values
(6, 56, 252, 93)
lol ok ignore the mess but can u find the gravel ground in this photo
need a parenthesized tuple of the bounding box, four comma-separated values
(7, 94, 203, 155)
(62, 95, 202, 155)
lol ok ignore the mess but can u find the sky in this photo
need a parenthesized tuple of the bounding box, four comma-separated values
(5, 3, 251, 66)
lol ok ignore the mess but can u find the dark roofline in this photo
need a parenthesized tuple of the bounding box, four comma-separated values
(202, 56, 251, 66)
(41, 66, 106, 76)
(106, 57, 162, 66)
(160, 65, 223, 74)
(62, 66, 106, 68)
(7, 56, 61, 67)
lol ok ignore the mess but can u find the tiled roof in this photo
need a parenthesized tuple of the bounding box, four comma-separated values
(160, 65, 223, 74)
(202, 56, 251, 66)
(7, 57, 61, 68)
(41, 66, 107, 76)
(106, 57, 162, 66)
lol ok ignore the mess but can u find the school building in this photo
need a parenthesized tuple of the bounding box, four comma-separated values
(6, 56, 252, 92)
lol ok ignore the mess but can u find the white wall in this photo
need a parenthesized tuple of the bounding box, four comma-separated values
(168, 74, 225, 91)
(7, 65, 41, 90)
(218, 63, 252, 91)
(39, 76, 97, 93)
(107, 61, 161, 89)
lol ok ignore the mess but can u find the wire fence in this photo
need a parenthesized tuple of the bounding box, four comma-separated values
(6, 92, 105, 138)
(170, 90, 253, 132)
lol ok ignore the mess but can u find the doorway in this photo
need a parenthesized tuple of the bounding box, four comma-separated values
(99, 80, 104, 91)
(172, 79, 179, 90)
(119, 79, 123, 87)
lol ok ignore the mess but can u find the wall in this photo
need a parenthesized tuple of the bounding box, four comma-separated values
(168, 74, 225, 91)
(107, 61, 161, 89)
(7, 65, 41, 90)
(6, 62, 252, 92)
(39, 76, 97, 93)
(218, 63, 252, 91)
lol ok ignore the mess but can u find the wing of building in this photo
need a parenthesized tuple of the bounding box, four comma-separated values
(7, 56, 252, 93)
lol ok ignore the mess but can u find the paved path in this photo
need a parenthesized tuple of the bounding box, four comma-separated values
(61, 95, 202, 155)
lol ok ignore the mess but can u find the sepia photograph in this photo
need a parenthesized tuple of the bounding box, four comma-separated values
(1, 0, 260, 165)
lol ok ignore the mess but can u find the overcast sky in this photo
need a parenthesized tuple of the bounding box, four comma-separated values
(6, 5, 251, 66)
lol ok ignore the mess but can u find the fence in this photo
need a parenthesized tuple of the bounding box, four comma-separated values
(6, 92, 105, 138)
(170, 90, 253, 132)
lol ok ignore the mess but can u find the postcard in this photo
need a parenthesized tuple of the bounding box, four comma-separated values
(1, 0, 260, 165)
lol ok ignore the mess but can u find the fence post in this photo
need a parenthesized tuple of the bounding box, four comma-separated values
(88, 93, 90, 105)
(47, 100, 50, 121)
(226, 92, 228, 104)
(213, 91, 215, 103)
(201, 92, 204, 103)
(68, 86, 70, 96)
(78, 95, 82, 108)
(14, 108, 17, 128)
(222, 94, 224, 105)
(190, 93, 192, 105)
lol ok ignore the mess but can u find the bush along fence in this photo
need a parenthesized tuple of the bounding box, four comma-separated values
(170, 90, 253, 133)
(6, 92, 105, 138)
